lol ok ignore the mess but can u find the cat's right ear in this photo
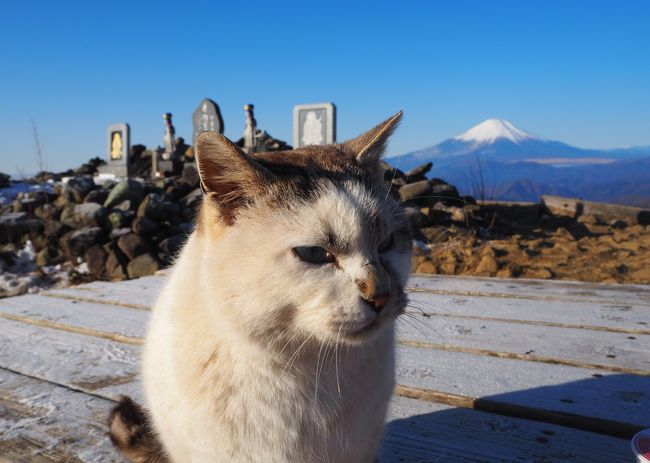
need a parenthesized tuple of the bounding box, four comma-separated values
(195, 132, 274, 225)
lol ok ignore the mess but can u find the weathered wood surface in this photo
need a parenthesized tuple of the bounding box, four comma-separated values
(541, 194, 650, 224)
(2, 272, 647, 461)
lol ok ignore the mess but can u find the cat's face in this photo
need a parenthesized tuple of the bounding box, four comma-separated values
(195, 112, 411, 346)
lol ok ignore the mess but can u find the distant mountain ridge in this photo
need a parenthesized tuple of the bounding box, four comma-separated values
(391, 119, 650, 206)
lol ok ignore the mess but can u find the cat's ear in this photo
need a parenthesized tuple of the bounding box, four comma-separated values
(195, 132, 274, 225)
(344, 111, 402, 167)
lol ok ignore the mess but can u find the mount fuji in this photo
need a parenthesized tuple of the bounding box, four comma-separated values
(391, 119, 650, 205)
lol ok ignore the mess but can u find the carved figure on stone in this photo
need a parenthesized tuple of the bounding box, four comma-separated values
(301, 111, 324, 146)
(111, 132, 123, 160)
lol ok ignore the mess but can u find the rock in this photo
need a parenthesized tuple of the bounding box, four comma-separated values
(164, 183, 193, 202)
(405, 162, 433, 182)
(138, 193, 181, 220)
(631, 266, 650, 282)
(60, 203, 107, 229)
(399, 181, 432, 205)
(59, 227, 104, 260)
(114, 200, 133, 211)
(34, 204, 61, 221)
(64, 176, 96, 203)
(0, 172, 10, 188)
(415, 259, 437, 274)
(44, 221, 70, 240)
(431, 183, 461, 205)
(403, 207, 431, 230)
(83, 188, 109, 205)
(181, 164, 200, 189)
(105, 251, 127, 280)
(84, 245, 107, 275)
(180, 188, 202, 211)
(0, 212, 45, 244)
(132, 216, 160, 236)
(109, 227, 132, 240)
(127, 253, 161, 279)
(36, 245, 64, 267)
(381, 161, 406, 182)
(108, 209, 135, 229)
(117, 233, 153, 260)
(103, 179, 145, 209)
(476, 254, 498, 275)
(526, 267, 554, 279)
(158, 235, 186, 255)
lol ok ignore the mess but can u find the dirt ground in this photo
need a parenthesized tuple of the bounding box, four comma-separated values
(410, 203, 650, 285)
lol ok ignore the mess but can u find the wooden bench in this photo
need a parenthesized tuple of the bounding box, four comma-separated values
(0, 273, 648, 461)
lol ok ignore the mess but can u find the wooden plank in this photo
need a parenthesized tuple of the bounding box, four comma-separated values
(0, 368, 124, 462)
(408, 274, 650, 305)
(395, 344, 650, 435)
(0, 294, 148, 341)
(0, 318, 141, 400)
(397, 314, 650, 374)
(1, 314, 647, 436)
(5, 295, 647, 376)
(380, 395, 630, 463)
(1, 364, 630, 463)
(407, 291, 650, 334)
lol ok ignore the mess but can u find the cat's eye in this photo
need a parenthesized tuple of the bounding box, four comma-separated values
(378, 234, 394, 253)
(293, 246, 336, 265)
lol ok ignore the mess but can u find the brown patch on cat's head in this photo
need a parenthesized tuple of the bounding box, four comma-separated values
(195, 111, 402, 229)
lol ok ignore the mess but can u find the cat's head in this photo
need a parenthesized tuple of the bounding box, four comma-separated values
(194, 112, 411, 346)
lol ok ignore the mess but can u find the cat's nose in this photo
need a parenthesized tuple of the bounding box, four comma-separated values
(368, 293, 390, 312)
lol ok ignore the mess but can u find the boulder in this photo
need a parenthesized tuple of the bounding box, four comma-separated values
(0, 172, 10, 188)
(65, 176, 96, 203)
(0, 212, 45, 244)
(59, 227, 104, 260)
(44, 221, 71, 240)
(180, 164, 200, 189)
(104, 242, 128, 281)
(117, 233, 154, 260)
(34, 204, 61, 221)
(36, 245, 64, 267)
(103, 179, 145, 209)
(108, 209, 135, 230)
(158, 234, 186, 256)
(127, 253, 161, 279)
(399, 181, 432, 205)
(109, 227, 132, 240)
(138, 193, 181, 221)
(83, 188, 109, 205)
(431, 183, 461, 205)
(405, 162, 433, 182)
(84, 245, 108, 275)
(132, 216, 160, 236)
(60, 203, 107, 229)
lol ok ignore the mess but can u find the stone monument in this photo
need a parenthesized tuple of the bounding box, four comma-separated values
(192, 98, 224, 148)
(100, 123, 131, 177)
(162, 113, 176, 160)
(293, 103, 336, 148)
(243, 104, 257, 154)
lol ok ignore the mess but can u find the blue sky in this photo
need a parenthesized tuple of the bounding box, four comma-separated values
(1, 0, 649, 175)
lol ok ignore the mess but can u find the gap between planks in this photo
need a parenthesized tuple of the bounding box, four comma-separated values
(3, 309, 648, 377)
(393, 384, 644, 440)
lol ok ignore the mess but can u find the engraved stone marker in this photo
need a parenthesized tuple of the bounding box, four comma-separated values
(100, 123, 131, 177)
(293, 103, 336, 148)
(192, 98, 224, 148)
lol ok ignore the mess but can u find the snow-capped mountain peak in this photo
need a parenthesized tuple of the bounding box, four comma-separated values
(454, 119, 533, 144)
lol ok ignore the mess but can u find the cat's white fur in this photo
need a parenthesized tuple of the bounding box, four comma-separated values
(142, 116, 410, 462)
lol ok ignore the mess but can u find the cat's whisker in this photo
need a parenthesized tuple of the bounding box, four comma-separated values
(400, 312, 450, 345)
(277, 333, 315, 388)
(335, 324, 342, 397)
(314, 340, 326, 404)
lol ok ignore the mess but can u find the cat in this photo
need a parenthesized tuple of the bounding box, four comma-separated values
(109, 111, 412, 463)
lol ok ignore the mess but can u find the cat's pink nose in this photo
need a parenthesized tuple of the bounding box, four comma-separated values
(370, 293, 390, 312)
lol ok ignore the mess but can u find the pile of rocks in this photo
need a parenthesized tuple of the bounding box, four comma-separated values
(0, 166, 202, 294)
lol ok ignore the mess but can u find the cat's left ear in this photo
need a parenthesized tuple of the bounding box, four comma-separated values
(344, 111, 402, 168)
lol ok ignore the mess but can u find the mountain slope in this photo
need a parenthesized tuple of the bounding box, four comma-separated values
(389, 119, 650, 205)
